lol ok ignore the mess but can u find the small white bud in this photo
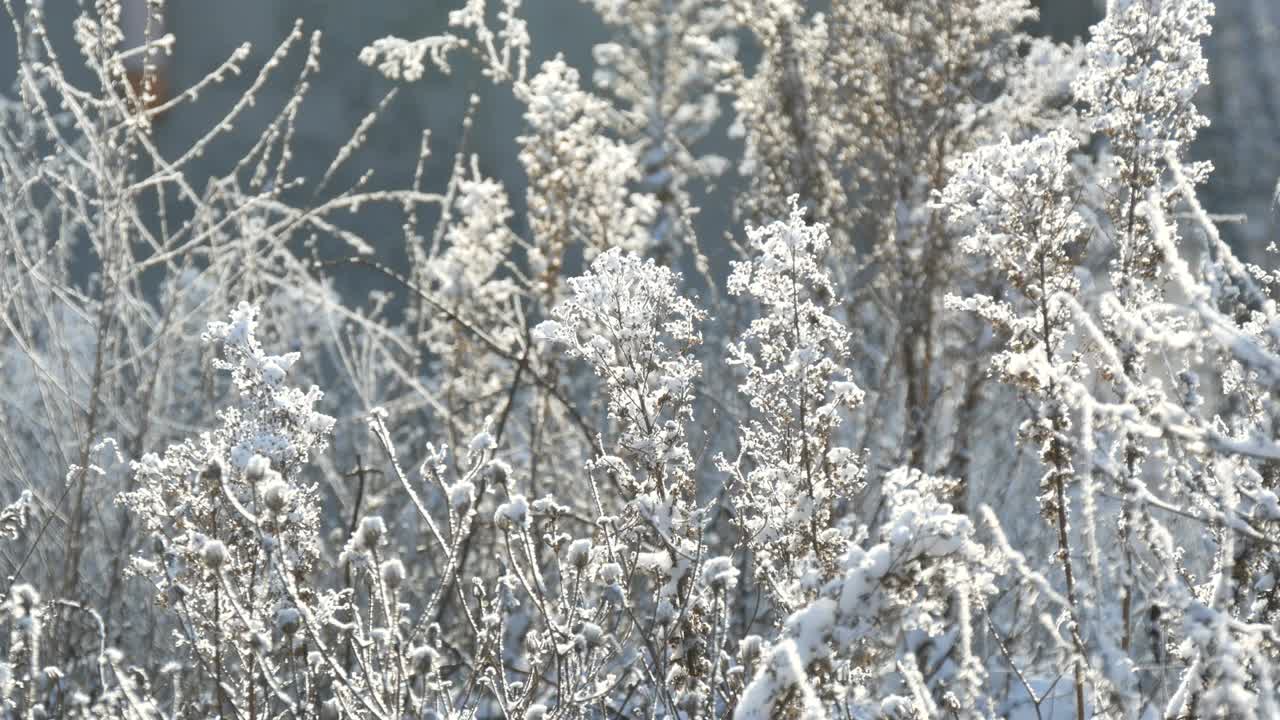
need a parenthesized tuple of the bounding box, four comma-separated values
(245, 454, 270, 482)
(494, 495, 530, 530)
(261, 360, 286, 387)
(598, 562, 623, 585)
(567, 538, 592, 569)
(380, 558, 405, 590)
(261, 474, 289, 513)
(356, 516, 386, 550)
(275, 607, 300, 635)
(202, 540, 228, 569)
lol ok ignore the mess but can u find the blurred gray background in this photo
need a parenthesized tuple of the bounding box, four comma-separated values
(2, 1, 1277, 298)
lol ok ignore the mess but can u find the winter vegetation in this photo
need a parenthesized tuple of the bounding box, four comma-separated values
(2, 0, 1280, 717)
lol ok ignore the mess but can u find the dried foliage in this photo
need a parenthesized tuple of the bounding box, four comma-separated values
(2, 0, 1279, 718)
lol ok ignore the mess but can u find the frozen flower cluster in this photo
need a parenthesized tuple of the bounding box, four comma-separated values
(358, 0, 528, 82)
(201, 301, 336, 474)
(587, 0, 737, 257)
(358, 34, 464, 81)
(1077, 0, 1216, 302)
(738, 468, 996, 719)
(517, 58, 659, 287)
(430, 164, 518, 303)
(1075, 0, 1213, 182)
(938, 130, 1087, 396)
(721, 197, 866, 611)
(535, 247, 703, 488)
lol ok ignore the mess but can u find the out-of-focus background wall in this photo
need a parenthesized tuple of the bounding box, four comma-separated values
(2, 1, 1276, 286)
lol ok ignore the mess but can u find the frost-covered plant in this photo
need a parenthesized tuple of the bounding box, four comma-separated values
(736, 468, 998, 719)
(941, 125, 1111, 720)
(412, 157, 526, 439)
(729, 0, 1051, 482)
(116, 306, 507, 719)
(536, 248, 703, 491)
(517, 58, 659, 292)
(362, 0, 528, 83)
(1, 0, 431, 559)
(0, 0, 454, 700)
(1076, 0, 1215, 292)
(940, 2, 1280, 717)
(586, 0, 738, 263)
(939, 130, 1088, 399)
(719, 198, 865, 615)
(120, 303, 335, 715)
(8, 0, 1280, 718)
(202, 302, 337, 474)
(728, 0, 845, 235)
(530, 249, 733, 715)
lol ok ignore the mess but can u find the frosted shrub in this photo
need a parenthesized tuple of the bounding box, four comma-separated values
(939, 129, 1087, 402)
(413, 159, 524, 437)
(536, 248, 703, 486)
(0, 0, 434, 681)
(940, 127, 1096, 718)
(728, 0, 1049, 481)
